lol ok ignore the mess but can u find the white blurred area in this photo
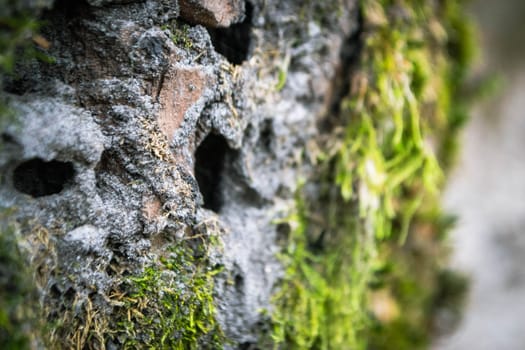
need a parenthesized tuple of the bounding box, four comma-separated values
(435, 0, 525, 349)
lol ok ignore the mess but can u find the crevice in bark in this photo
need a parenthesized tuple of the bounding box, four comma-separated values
(195, 132, 232, 213)
(95, 149, 135, 189)
(44, 0, 91, 21)
(320, 7, 364, 132)
(13, 158, 75, 197)
(258, 119, 273, 152)
(208, 1, 253, 65)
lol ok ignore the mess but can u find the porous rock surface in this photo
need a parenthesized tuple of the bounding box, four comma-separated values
(179, 0, 246, 28)
(1, 0, 359, 347)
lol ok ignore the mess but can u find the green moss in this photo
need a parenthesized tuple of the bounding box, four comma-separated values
(0, 5, 55, 78)
(42, 234, 226, 350)
(111, 239, 225, 350)
(164, 22, 194, 50)
(0, 9, 34, 130)
(0, 210, 42, 349)
(270, 0, 474, 348)
(271, 190, 372, 350)
(0, 11, 39, 73)
(0, 6, 53, 132)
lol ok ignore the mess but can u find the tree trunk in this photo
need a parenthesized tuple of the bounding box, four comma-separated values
(0, 0, 472, 349)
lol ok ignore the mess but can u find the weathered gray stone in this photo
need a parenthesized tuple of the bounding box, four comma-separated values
(0, 0, 360, 347)
(179, 0, 245, 28)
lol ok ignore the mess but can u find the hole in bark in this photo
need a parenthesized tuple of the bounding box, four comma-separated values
(276, 222, 291, 245)
(63, 287, 76, 302)
(320, 8, 364, 132)
(208, 2, 253, 65)
(45, 0, 90, 20)
(234, 273, 244, 291)
(3, 81, 28, 96)
(239, 342, 259, 350)
(49, 284, 61, 298)
(258, 119, 273, 152)
(1, 133, 17, 144)
(13, 158, 75, 197)
(195, 133, 232, 213)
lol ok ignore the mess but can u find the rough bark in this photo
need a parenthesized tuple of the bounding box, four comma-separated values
(1, 0, 360, 348)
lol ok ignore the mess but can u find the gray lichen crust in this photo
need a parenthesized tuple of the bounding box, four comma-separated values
(0, 0, 359, 348)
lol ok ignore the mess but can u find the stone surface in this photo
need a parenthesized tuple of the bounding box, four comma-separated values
(0, 0, 360, 347)
(158, 66, 209, 140)
(179, 0, 245, 28)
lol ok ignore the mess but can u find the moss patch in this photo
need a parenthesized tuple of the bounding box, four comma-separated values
(270, 0, 474, 348)
(0, 9, 41, 74)
(162, 22, 194, 50)
(42, 233, 226, 350)
(0, 4, 53, 132)
(111, 240, 225, 349)
(0, 211, 42, 350)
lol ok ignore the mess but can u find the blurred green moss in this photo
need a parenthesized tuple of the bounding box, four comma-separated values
(0, 210, 42, 350)
(270, 0, 474, 348)
(0, 3, 51, 132)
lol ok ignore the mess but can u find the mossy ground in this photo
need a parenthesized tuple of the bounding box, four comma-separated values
(270, 0, 474, 349)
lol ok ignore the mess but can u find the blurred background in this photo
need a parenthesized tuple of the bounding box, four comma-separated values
(434, 0, 525, 349)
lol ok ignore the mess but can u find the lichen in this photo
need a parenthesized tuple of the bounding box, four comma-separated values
(270, 0, 474, 348)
